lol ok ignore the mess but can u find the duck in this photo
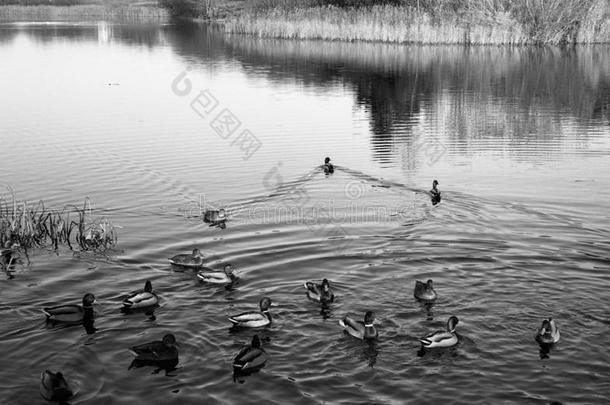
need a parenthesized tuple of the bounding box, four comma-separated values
(1, 241, 19, 269)
(197, 264, 236, 284)
(233, 334, 268, 373)
(339, 311, 378, 340)
(130, 333, 179, 362)
(122, 280, 159, 310)
(536, 318, 560, 344)
(169, 248, 205, 268)
(322, 157, 334, 174)
(229, 297, 272, 328)
(40, 370, 73, 402)
(430, 180, 441, 205)
(204, 208, 226, 223)
(414, 279, 437, 302)
(304, 278, 334, 304)
(42, 293, 96, 325)
(419, 316, 459, 348)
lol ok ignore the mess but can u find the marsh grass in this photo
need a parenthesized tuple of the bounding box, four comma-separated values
(225, 1, 610, 45)
(0, 191, 118, 253)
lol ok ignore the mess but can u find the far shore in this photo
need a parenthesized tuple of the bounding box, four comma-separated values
(1, 1, 609, 45)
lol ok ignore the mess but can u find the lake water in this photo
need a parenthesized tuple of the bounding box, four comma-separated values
(1, 21, 609, 404)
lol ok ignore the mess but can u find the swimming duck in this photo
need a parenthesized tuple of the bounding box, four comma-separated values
(414, 279, 437, 302)
(40, 370, 73, 402)
(42, 293, 96, 325)
(204, 209, 226, 223)
(419, 316, 459, 348)
(233, 334, 268, 373)
(339, 311, 378, 340)
(130, 333, 179, 362)
(536, 318, 560, 344)
(322, 157, 334, 174)
(229, 297, 272, 328)
(304, 278, 334, 304)
(197, 264, 236, 284)
(122, 280, 158, 310)
(430, 180, 441, 205)
(1, 241, 19, 269)
(169, 248, 205, 268)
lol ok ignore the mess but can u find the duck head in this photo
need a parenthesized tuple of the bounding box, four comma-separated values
(192, 248, 204, 258)
(426, 279, 434, 290)
(218, 208, 226, 218)
(82, 293, 96, 308)
(259, 297, 272, 312)
(364, 311, 375, 327)
(144, 280, 153, 293)
(538, 318, 557, 338)
(224, 264, 234, 276)
(162, 334, 177, 348)
(446, 316, 459, 332)
(324, 157, 331, 164)
(432, 180, 439, 190)
(322, 278, 331, 292)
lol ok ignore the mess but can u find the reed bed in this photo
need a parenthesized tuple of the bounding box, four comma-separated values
(0, 4, 167, 21)
(225, 1, 610, 45)
(0, 192, 118, 253)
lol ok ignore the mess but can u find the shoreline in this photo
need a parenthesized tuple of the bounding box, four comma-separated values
(1, 2, 609, 45)
(0, 4, 167, 22)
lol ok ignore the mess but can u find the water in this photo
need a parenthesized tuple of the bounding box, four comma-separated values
(1, 21, 609, 404)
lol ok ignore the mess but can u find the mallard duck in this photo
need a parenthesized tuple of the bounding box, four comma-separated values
(40, 370, 73, 402)
(430, 180, 441, 205)
(414, 279, 437, 302)
(322, 157, 334, 174)
(419, 316, 459, 348)
(42, 293, 96, 324)
(130, 333, 179, 362)
(197, 264, 236, 284)
(304, 278, 334, 303)
(233, 335, 268, 373)
(122, 280, 159, 310)
(204, 209, 226, 223)
(536, 318, 560, 344)
(169, 249, 205, 268)
(339, 311, 378, 340)
(229, 297, 272, 328)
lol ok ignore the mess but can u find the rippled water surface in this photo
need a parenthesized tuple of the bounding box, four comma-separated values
(1, 21, 609, 404)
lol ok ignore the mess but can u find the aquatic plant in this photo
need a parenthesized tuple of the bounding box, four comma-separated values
(0, 190, 118, 253)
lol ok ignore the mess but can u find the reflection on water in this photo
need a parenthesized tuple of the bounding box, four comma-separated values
(0, 20, 609, 405)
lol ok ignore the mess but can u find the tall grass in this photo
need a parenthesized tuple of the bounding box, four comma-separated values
(0, 191, 118, 253)
(225, 0, 610, 45)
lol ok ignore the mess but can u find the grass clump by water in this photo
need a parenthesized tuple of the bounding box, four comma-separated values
(223, 0, 610, 45)
(0, 191, 118, 254)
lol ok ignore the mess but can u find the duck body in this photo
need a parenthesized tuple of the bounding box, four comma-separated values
(229, 297, 272, 328)
(204, 209, 226, 223)
(43, 293, 96, 325)
(197, 264, 236, 284)
(233, 335, 268, 373)
(169, 249, 205, 268)
(339, 311, 378, 340)
(429, 180, 441, 205)
(420, 316, 459, 348)
(414, 279, 437, 302)
(130, 334, 179, 362)
(304, 279, 334, 304)
(1, 242, 19, 269)
(123, 280, 158, 310)
(536, 318, 560, 344)
(40, 370, 73, 402)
